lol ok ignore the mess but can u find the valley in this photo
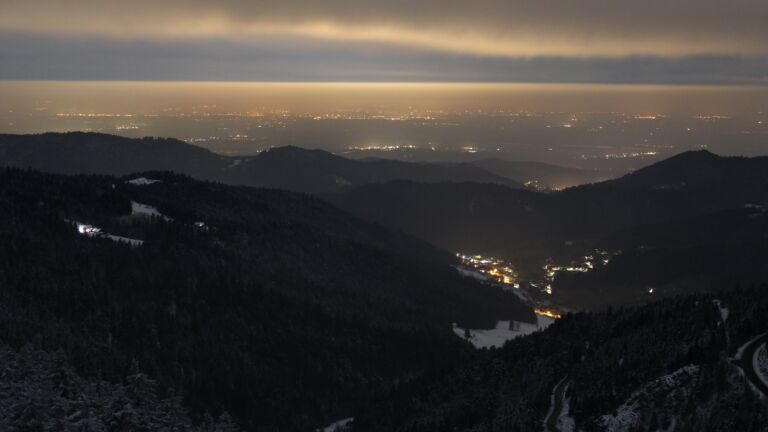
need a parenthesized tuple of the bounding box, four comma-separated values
(0, 132, 766, 430)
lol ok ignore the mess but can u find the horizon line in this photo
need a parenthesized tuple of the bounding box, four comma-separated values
(2, 79, 768, 89)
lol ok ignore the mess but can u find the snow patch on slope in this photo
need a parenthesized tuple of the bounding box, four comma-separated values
(317, 417, 353, 432)
(455, 266, 491, 282)
(127, 177, 161, 186)
(131, 201, 172, 221)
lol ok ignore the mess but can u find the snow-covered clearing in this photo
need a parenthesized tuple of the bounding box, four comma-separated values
(131, 201, 172, 221)
(600, 365, 698, 432)
(453, 314, 555, 349)
(127, 177, 161, 186)
(317, 417, 353, 432)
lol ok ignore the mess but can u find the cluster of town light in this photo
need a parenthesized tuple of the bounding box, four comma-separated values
(456, 253, 519, 287)
(541, 251, 613, 295)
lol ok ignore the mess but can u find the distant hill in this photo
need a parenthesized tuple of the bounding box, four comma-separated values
(0, 132, 227, 178)
(0, 168, 531, 430)
(589, 150, 768, 190)
(470, 158, 614, 190)
(0, 133, 522, 193)
(224, 145, 523, 193)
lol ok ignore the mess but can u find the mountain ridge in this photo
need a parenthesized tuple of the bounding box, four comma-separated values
(0, 132, 524, 193)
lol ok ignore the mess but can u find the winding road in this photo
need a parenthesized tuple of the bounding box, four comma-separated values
(734, 333, 768, 397)
(543, 377, 569, 432)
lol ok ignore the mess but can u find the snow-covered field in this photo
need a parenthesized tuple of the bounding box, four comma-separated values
(453, 314, 555, 349)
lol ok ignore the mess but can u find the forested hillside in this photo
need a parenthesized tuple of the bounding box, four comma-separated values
(0, 168, 530, 430)
(0, 344, 238, 431)
(354, 284, 768, 431)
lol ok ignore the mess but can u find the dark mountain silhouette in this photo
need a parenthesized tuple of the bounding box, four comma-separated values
(224, 145, 523, 193)
(0, 133, 522, 193)
(590, 149, 768, 190)
(0, 132, 227, 177)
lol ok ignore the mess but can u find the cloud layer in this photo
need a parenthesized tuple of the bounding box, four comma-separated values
(3, 33, 767, 84)
(2, 1, 768, 83)
(2, 0, 768, 57)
